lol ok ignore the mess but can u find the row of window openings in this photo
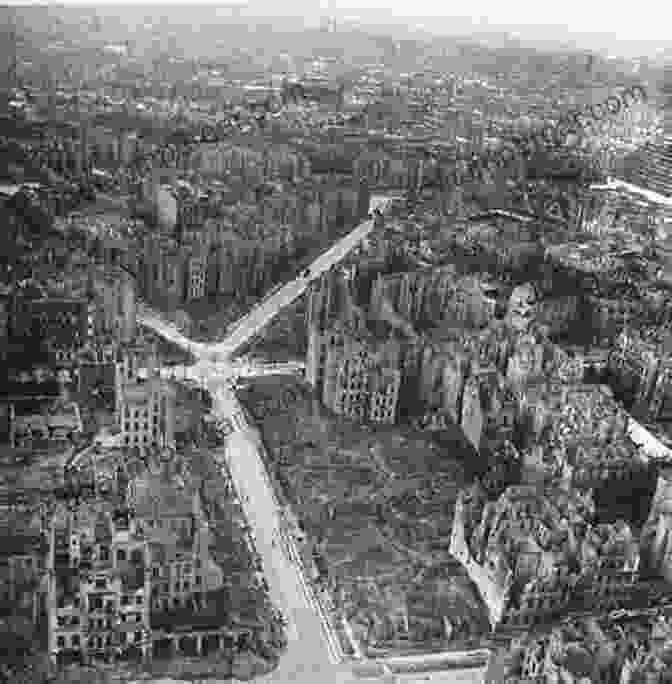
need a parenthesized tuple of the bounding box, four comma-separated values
(124, 435, 158, 445)
(370, 394, 397, 410)
(30, 313, 83, 327)
(59, 611, 143, 630)
(337, 391, 365, 402)
(12, 556, 41, 570)
(575, 466, 630, 481)
(124, 419, 159, 431)
(55, 349, 78, 361)
(153, 594, 201, 611)
(152, 578, 200, 593)
(371, 407, 396, 416)
(93, 548, 142, 564)
(372, 392, 398, 402)
(88, 592, 143, 610)
(152, 559, 198, 574)
(123, 407, 158, 419)
(56, 632, 143, 650)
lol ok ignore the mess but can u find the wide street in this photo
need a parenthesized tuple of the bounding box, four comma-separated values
(139, 209, 490, 684)
(211, 391, 349, 680)
(591, 178, 672, 208)
(210, 215, 376, 358)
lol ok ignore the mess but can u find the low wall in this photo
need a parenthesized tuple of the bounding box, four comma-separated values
(628, 418, 672, 462)
(449, 496, 511, 629)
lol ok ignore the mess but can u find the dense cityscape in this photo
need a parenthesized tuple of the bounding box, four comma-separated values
(0, 5, 671, 684)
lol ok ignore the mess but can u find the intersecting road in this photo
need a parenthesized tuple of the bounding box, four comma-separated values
(139, 205, 490, 684)
(210, 215, 376, 358)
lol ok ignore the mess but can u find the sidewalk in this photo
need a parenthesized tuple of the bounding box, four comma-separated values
(137, 245, 495, 683)
(237, 410, 345, 665)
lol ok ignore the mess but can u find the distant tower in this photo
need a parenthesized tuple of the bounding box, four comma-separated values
(320, 0, 336, 32)
(585, 53, 595, 74)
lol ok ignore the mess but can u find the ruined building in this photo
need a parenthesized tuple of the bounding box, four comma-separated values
(418, 341, 471, 423)
(376, 268, 500, 331)
(460, 365, 514, 453)
(515, 382, 646, 493)
(48, 501, 152, 665)
(88, 265, 137, 345)
(643, 467, 672, 583)
(115, 340, 175, 452)
(316, 325, 401, 424)
(499, 615, 672, 683)
(306, 270, 408, 424)
(609, 326, 672, 421)
(651, 358, 672, 425)
(130, 468, 225, 613)
(450, 483, 641, 631)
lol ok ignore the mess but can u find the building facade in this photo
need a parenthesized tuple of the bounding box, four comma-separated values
(450, 484, 641, 631)
(48, 502, 152, 665)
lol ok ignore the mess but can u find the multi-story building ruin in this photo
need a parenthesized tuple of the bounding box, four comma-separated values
(115, 340, 175, 452)
(498, 614, 672, 683)
(88, 265, 137, 345)
(643, 467, 672, 583)
(308, 323, 402, 424)
(460, 365, 512, 453)
(650, 358, 672, 424)
(130, 469, 225, 613)
(369, 267, 498, 330)
(9, 397, 83, 451)
(9, 293, 90, 366)
(47, 501, 152, 665)
(450, 483, 641, 631)
(609, 328, 666, 408)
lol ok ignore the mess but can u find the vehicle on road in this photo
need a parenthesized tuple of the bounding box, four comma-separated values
(301, 268, 311, 278)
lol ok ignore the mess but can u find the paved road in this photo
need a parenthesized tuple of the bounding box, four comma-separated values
(211, 217, 376, 358)
(138, 305, 208, 357)
(214, 399, 348, 680)
(591, 178, 672, 207)
(209, 383, 489, 684)
(141, 351, 489, 684)
(164, 368, 351, 682)
(138, 207, 489, 684)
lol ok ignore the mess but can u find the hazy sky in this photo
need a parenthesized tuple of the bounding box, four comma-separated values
(6, 0, 671, 46)
(333, 1, 669, 43)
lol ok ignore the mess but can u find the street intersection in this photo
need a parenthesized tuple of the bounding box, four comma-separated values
(139, 207, 490, 683)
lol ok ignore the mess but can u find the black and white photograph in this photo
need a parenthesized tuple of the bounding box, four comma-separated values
(0, 2, 669, 683)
